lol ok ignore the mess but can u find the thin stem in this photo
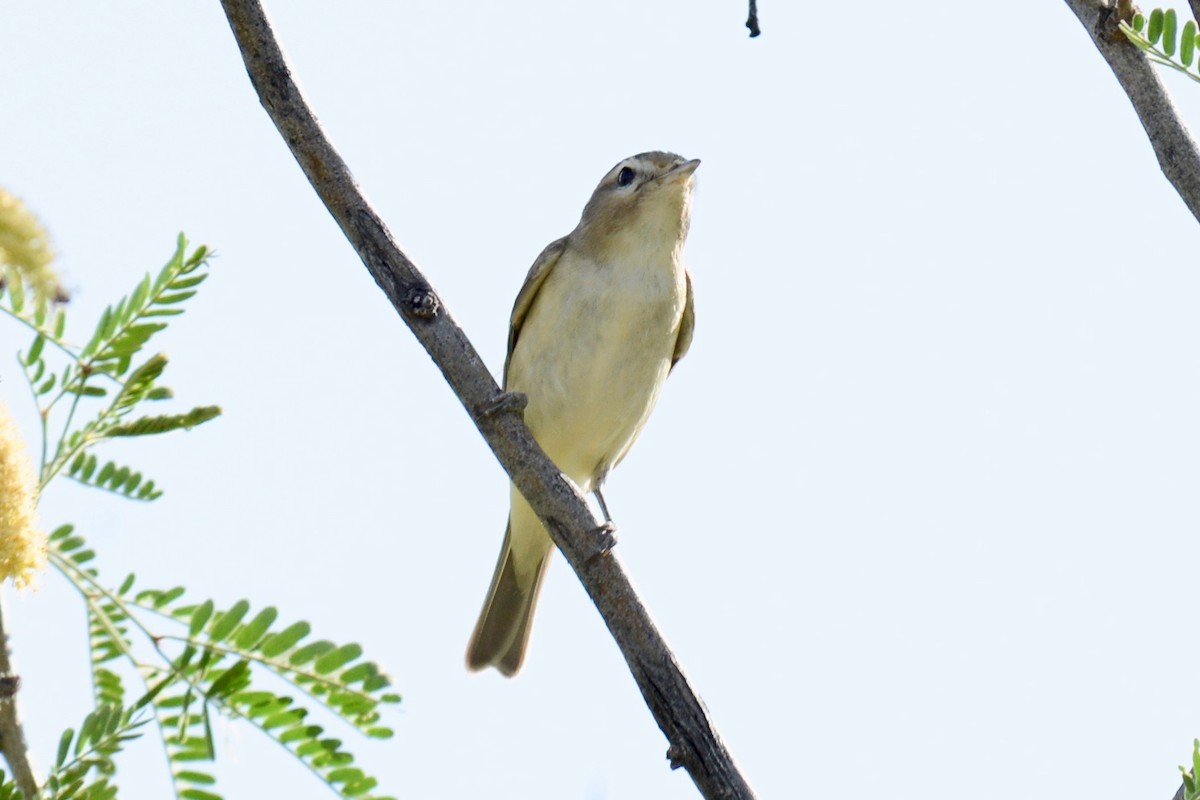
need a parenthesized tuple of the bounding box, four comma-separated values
(0, 593, 40, 799)
(43, 386, 87, 488)
(17, 357, 50, 478)
(0, 306, 82, 371)
(152, 634, 382, 712)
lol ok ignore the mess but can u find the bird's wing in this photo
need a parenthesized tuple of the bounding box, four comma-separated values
(505, 236, 568, 387)
(670, 268, 696, 371)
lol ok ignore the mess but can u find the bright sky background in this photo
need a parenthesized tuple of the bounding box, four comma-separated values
(5, 1, 1200, 798)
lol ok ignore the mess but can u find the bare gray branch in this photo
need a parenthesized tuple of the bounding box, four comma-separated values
(0, 599, 38, 799)
(1066, 0, 1200, 224)
(217, 2, 756, 797)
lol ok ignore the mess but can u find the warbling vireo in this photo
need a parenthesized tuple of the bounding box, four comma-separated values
(466, 151, 699, 676)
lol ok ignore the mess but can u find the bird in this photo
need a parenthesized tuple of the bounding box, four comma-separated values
(466, 151, 699, 676)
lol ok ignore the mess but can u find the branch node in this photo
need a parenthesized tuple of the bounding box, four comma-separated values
(0, 676, 17, 701)
(476, 391, 527, 420)
(666, 744, 687, 770)
(405, 286, 440, 319)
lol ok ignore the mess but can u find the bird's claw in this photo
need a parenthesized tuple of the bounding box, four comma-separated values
(586, 521, 617, 563)
(476, 391, 528, 419)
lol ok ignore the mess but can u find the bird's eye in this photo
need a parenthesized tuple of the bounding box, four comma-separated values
(616, 166, 636, 187)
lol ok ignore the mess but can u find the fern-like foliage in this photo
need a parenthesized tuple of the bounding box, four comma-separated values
(41, 704, 149, 800)
(66, 453, 162, 502)
(1181, 739, 1200, 800)
(1120, 8, 1200, 83)
(1, 234, 400, 798)
(53, 529, 399, 800)
(0, 235, 223, 497)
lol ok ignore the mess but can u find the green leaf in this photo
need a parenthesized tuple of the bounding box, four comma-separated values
(1185, 20, 1197, 66)
(25, 334, 44, 365)
(179, 789, 222, 800)
(1150, 8, 1164, 44)
(106, 406, 222, 437)
(154, 587, 186, 609)
(290, 641, 335, 667)
(173, 771, 216, 785)
(1133, 11, 1145, 31)
(209, 601, 250, 642)
(259, 622, 310, 657)
(314, 644, 362, 675)
(170, 274, 208, 291)
(109, 466, 130, 489)
(70, 385, 108, 398)
(206, 660, 250, 700)
(1165, 8, 1179, 56)
(189, 601, 215, 638)
(235, 608, 278, 650)
(327, 767, 365, 785)
(8, 272, 25, 313)
(129, 274, 151, 312)
(56, 728, 73, 767)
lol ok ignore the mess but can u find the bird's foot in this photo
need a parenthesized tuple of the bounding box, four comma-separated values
(476, 391, 527, 419)
(585, 521, 618, 564)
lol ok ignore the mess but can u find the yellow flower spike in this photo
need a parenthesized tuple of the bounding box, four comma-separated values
(0, 403, 46, 587)
(0, 188, 65, 305)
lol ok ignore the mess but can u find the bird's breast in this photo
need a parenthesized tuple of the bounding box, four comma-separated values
(506, 250, 686, 487)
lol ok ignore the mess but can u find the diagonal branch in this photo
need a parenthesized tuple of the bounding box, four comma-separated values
(1065, 0, 1200, 224)
(0, 596, 38, 798)
(217, 2, 756, 798)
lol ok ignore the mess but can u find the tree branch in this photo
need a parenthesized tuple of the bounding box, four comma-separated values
(217, 2, 756, 798)
(0, 597, 38, 799)
(1065, 0, 1200, 224)
(745, 0, 761, 38)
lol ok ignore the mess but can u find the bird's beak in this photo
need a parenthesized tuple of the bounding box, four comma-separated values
(664, 159, 701, 183)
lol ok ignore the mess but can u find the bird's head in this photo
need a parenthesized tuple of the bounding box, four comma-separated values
(575, 151, 700, 260)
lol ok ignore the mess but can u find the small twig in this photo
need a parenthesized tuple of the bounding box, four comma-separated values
(1065, 0, 1200, 224)
(1190, 0, 1200, 26)
(218, 2, 757, 798)
(0, 595, 38, 798)
(745, 0, 761, 37)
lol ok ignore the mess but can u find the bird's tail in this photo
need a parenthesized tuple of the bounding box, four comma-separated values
(465, 502, 553, 677)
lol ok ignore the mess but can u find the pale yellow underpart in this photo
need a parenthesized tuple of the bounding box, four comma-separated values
(504, 241, 687, 577)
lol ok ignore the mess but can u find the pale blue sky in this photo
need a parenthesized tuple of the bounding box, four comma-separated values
(4, 1, 1200, 798)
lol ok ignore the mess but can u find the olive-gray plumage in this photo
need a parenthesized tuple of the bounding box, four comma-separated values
(466, 152, 698, 676)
